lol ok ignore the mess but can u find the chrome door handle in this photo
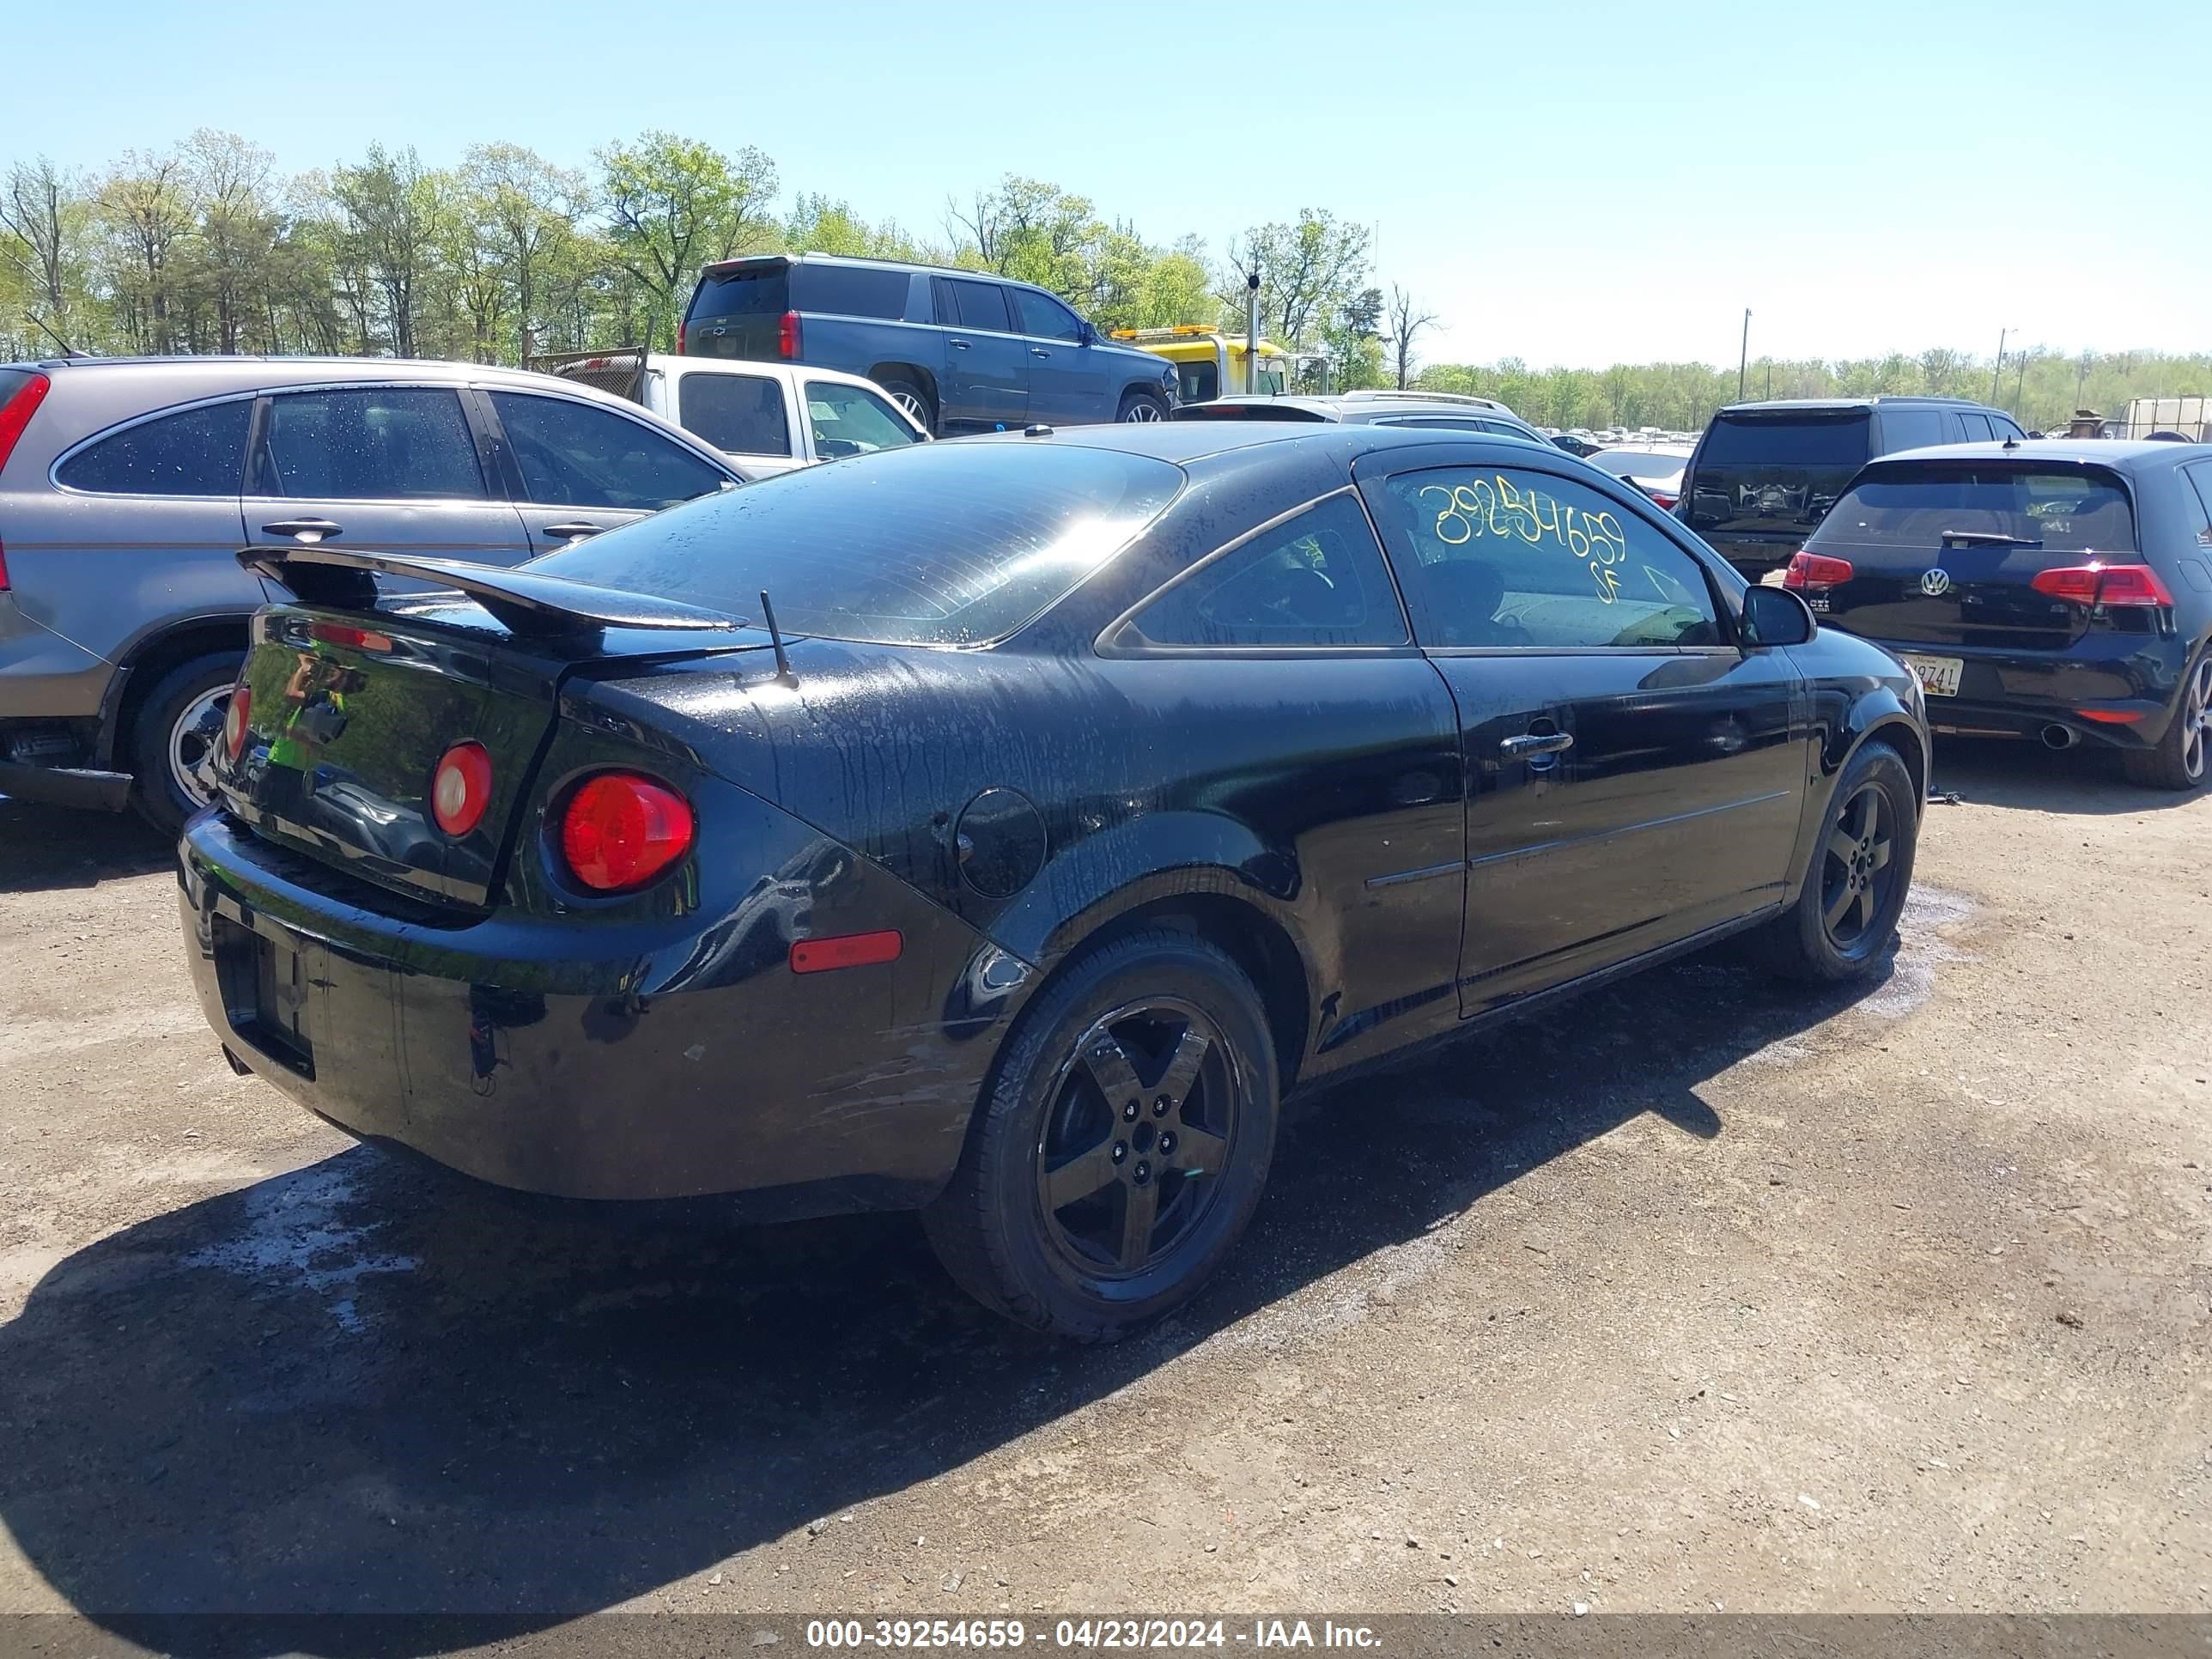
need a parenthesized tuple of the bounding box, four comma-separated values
(541, 522, 603, 540)
(950, 339, 971, 350)
(1499, 732, 1574, 758)
(1031, 347, 1050, 357)
(260, 518, 343, 542)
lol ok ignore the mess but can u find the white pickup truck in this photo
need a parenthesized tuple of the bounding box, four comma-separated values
(533, 350, 928, 480)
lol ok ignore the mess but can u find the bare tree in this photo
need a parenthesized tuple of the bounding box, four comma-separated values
(1386, 284, 1438, 390)
(1, 157, 83, 349)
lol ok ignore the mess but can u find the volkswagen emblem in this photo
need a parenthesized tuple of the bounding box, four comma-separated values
(1920, 568, 1953, 598)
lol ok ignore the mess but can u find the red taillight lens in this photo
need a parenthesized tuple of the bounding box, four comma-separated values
(1783, 550, 1855, 589)
(559, 773, 695, 891)
(430, 740, 494, 837)
(676, 319, 687, 356)
(2029, 562, 2174, 607)
(1648, 490, 1679, 511)
(777, 309, 801, 360)
(0, 372, 52, 473)
(0, 544, 9, 592)
(790, 930, 904, 975)
(223, 685, 252, 762)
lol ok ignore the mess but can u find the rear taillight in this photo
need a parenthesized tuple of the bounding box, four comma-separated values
(2029, 562, 2174, 607)
(0, 545, 9, 592)
(0, 372, 52, 474)
(1648, 490, 1679, 511)
(676, 319, 687, 356)
(223, 685, 252, 762)
(559, 773, 695, 891)
(777, 309, 801, 360)
(431, 740, 494, 837)
(1783, 550, 1854, 589)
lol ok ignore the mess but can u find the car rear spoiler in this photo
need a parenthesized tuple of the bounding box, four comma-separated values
(239, 545, 745, 640)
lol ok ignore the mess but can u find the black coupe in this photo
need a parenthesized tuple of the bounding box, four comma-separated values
(182, 423, 1929, 1340)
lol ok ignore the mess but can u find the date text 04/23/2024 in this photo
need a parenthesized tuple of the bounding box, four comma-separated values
(804, 1620, 1382, 1650)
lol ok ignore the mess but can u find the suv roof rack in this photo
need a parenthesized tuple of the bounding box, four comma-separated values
(1334, 389, 1508, 410)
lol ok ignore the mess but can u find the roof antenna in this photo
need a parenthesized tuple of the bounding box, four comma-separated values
(758, 589, 798, 687)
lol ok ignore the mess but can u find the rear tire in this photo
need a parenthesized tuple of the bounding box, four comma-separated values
(128, 651, 242, 836)
(1116, 389, 1169, 423)
(1750, 738, 1917, 982)
(878, 376, 936, 436)
(921, 930, 1279, 1341)
(2121, 646, 2209, 792)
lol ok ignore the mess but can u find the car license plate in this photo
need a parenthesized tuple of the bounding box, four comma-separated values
(1900, 653, 1964, 697)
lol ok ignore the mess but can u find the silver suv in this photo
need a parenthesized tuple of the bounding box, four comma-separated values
(0, 356, 740, 830)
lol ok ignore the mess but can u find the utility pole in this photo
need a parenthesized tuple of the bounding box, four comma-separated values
(1738, 309, 1751, 400)
(1991, 327, 2010, 404)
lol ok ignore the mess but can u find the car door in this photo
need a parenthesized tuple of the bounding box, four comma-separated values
(240, 383, 531, 567)
(1009, 287, 1109, 427)
(481, 389, 738, 554)
(930, 276, 1029, 431)
(1096, 488, 1465, 1070)
(1357, 443, 1806, 1018)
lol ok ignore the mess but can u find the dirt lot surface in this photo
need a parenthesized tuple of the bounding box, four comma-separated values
(1, 740, 2207, 1639)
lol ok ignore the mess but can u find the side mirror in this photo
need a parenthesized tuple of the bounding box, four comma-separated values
(1741, 584, 1815, 647)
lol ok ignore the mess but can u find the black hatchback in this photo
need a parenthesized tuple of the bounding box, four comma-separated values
(1789, 441, 2212, 789)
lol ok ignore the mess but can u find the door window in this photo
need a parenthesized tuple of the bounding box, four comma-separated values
(1373, 466, 1722, 648)
(804, 381, 921, 458)
(58, 399, 250, 495)
(1120, 494, 1407, 648)
(677, 372, 791, 456)
(939, 278, 1012, 332)
(489, 392, 729, 511)
(257, 387, 484, 501)
(1012, 289, 1082, 342)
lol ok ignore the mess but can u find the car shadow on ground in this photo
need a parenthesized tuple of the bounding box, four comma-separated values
(0, 795, 172, 892)
(0, 924, 1899, 1652)
(1929, 735, 2199, 816)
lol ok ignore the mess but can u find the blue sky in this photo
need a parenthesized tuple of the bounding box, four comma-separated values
(13, 0, 2208, 369)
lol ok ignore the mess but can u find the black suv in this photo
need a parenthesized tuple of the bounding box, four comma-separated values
(1680, 397, 2027, 577)
(678, 254, 1178, 436)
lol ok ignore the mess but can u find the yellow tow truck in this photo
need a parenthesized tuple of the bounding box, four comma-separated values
(1107, 325, 1319, 404)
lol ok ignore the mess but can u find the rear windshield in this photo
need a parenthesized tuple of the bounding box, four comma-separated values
(790, 264, 911, 319)
(1808, 464, 2136, 555)
(1698, 412, 1870, 468)
(686, 264, 789, 322)
(1590, 449, 1688, 481)
(532, 441, 1183, 646)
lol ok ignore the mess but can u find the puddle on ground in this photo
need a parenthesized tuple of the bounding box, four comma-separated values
(179, 1160, 418, 1334)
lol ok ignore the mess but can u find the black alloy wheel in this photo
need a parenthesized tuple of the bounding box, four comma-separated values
(1819, 781, 1899, 950)
(1034, 998, 1238, 1279)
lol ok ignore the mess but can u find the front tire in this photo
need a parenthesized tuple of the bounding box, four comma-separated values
(1751, 738, 1918, 982)
(2122, 646, 2209, 792)
(128, 651, 241, 836)
(921, 930, 1279, 1341)
(1116, 389, 1169, 424)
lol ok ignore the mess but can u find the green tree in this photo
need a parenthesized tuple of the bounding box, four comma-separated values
(599, 131, 777, 350)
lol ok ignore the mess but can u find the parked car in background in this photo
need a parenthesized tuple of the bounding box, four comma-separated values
(1679, 396, 2027, 579)
(185, 422, 1925, 1340)
(1171, 389, 1551, 445)
(0, 356, 739, 830)
(678, 253, 1179, 435)
(534, 350, 927, 476)
(1788, 440, 2212, 789)
(1548, 431, 1604, 458)
(1589, 441, 1695, 510)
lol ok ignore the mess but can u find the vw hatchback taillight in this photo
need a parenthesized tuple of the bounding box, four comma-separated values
(2030, 562, 2174, 607)
(559, 774, 695, 891)
(431, 740, 493, 837)
(1784, 550, 1854, 589)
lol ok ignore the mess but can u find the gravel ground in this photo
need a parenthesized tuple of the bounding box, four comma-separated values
(0, 738, 2206, 1637)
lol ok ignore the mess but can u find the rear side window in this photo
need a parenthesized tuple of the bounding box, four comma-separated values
(533, 441, 1182, 646)
(256, 388, 483, 501)
(686, 264, 788, 322)
(1875, 408, 1946, 453)
(59, 400, 249, 495)
(1121, 494, 1407, 649)
(791, 264, 910, 319)
(1177, 361, 1219, 403)
(491, 392, 729, 511)
(1956, 412, 1994, 441)
(1698, 412, 1869, 467)
(937, 278, 1012, 332)
(677, 373, 791, 457)
(1808, 465, 2137, 556)
(2185, 464, 2212, 544)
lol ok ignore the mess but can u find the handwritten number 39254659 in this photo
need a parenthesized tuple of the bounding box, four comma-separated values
(1417, 478, 1628, 604)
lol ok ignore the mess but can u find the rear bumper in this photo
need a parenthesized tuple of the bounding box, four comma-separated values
(177, 811, 1024, 1209)
(1868, 634, 2192, 750)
